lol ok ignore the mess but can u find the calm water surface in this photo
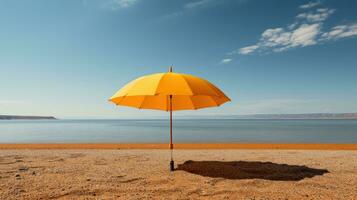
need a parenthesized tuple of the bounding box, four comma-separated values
(0, 119, 357, 143)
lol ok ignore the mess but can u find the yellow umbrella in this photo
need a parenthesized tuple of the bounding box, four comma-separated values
(109, 67, 230, 171)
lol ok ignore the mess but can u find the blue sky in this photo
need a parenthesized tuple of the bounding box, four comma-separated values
(0, 0, 357, 118)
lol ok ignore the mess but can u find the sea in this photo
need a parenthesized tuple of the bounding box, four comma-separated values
(0, 119, 357, 143)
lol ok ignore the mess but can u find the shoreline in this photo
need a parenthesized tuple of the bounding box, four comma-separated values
(1, 143, 357, 150)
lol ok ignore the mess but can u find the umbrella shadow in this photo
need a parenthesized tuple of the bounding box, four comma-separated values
(177, 160, 329, 181)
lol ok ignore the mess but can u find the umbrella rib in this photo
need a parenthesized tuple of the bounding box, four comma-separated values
(204, 82, 228, 98)
(114, 95, 127, 105)
(181, 75, 223, 97)
(154, 73, 167, 96)
(178, 75, 194, 95)
(138, 96, 147, 109)
(189, 96, 197, 110)
(210, 96, 219, 107)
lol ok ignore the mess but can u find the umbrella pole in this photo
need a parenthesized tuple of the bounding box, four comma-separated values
(169, 95, 174, 171)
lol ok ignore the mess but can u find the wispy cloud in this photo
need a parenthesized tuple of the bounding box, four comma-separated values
(161, 0, 246, 21)
(296, 8, 334, 22)
(238, 45, 259, 55)
(161, 0, 219, 20)
(102, 0, 138, 10)
(299, 1, 321, 9)
(221, 58, 233, 64)
(321, 23, 357, 40)
(231, 2, 357, 56)
(184, 0, 215, 9)
(233, 23, 322, 55)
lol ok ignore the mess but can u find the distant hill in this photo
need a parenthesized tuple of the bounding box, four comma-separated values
(0, 115, 56, 120)
(226, 113, 357, 119)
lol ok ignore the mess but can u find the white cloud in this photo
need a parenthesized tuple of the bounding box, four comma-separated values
(230, 3, 357, 56)
(162, 0, 246, 21)
(290, 23, 320, 46)
(103, 0, 138, 10)
(288, 23, 298, 30)
(159, 0, 216, 21)
(321, 23, 357, 40)
(185, 0, 214, 9)
(236, 23, 321, 55)
(221, 58, 233, 64)
(296, 8, 334, 22)
(238, 45, 259, 55)
(300, 1, 321, 9)
(261, 28, 291, 47)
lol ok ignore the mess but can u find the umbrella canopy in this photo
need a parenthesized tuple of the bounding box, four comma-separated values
(109, 68, 230, 171)
(110, 71, 230, 110)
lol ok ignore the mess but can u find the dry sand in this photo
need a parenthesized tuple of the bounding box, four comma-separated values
(1, 148, 357, 199)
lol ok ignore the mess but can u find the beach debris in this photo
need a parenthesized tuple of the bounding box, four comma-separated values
(69, 153, 85, 158)
(14, 188, 26, 194)
(118, 177, 143, 183)
(18, 166, 29, 172)
(15, 174, 21, 180)
(49, 158, 65, 162)
(13, 155, 24, 159)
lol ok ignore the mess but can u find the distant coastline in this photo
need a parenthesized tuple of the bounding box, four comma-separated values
(0, 115, 56, 120)
(230, 113, 357, 120)
(178, 113, 357, 120)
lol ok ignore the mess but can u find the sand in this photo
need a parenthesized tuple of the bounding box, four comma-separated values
(1, 148, 357, 199)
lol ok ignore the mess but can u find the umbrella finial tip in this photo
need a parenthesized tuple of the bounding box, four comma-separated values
(169, 66, 173, 72)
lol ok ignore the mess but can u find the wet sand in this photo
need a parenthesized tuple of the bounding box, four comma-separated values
(1, 148, 357, 199)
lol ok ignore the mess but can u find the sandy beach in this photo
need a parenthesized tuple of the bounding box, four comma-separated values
(1, 146, 357, 199)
